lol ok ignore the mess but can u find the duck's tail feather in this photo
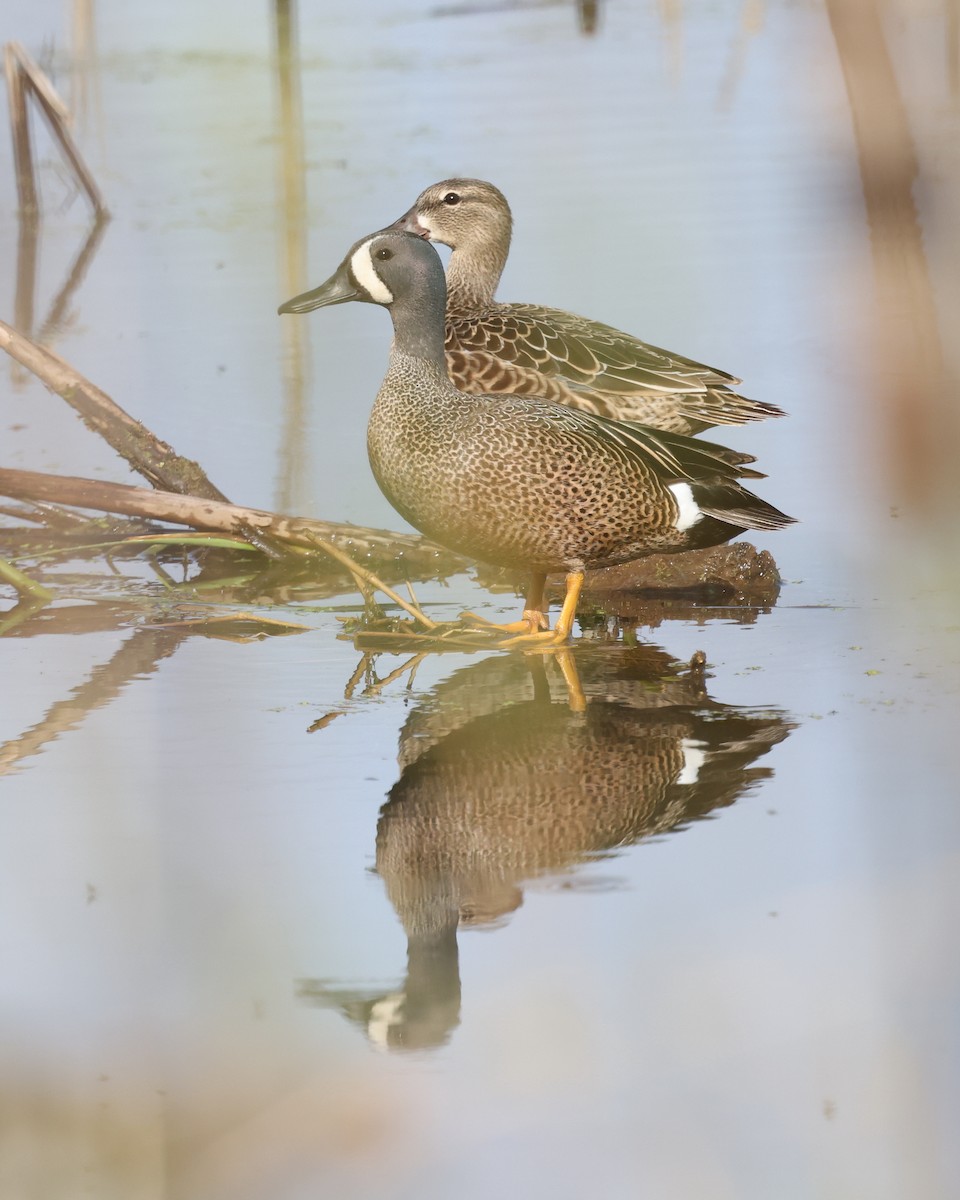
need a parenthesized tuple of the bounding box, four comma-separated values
(691, 482, 797, 532)
(677, 388, 787, 429)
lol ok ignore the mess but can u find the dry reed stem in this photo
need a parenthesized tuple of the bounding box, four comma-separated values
(4, 40, 107, 216)
(826, 0, 954, 513)
(4, 43, 38, 213)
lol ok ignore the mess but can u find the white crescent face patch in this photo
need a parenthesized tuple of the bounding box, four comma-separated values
(350, 240, 394, 304)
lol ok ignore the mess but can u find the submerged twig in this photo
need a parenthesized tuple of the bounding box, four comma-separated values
(0, 595, 52, 636)
(360, 652, 430, 697)
(0, 554, 53, 602)
(300, 533, 438, 629)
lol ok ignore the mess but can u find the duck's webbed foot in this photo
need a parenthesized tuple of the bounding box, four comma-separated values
(500, 571, 584, 648)
(459, 608, 548, 636)
(458, 571, 551, 640)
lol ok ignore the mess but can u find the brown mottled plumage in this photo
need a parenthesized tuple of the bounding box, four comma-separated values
(279, 230, 794, 641)
(390, 178, 785, 433)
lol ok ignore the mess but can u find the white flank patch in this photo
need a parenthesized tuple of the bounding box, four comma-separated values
(350, 241, 394, 304)
(367, 992, 405, 1049)
(677, 738, 707, 786)
(668, 482, 702, 532)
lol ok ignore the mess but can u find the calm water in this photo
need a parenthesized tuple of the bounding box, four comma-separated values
(2, 1, 959, 1197)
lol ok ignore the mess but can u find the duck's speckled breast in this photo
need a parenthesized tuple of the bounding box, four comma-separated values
(365, 355, 697, 574)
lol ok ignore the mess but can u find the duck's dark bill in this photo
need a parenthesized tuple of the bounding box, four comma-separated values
(278, 267, 360, 314)
(388, 209, 429, 238)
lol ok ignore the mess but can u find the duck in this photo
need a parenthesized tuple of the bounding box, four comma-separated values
(390, 178, 784, 434)
(278, 230, 794, 644)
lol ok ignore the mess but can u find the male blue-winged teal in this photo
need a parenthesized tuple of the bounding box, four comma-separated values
(390, 178, 784, 434)
(278, 231, 794, 644)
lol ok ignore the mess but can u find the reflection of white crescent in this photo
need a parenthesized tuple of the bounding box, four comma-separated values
(677, 738, 707, 785)
(367, 991, 405, 1050)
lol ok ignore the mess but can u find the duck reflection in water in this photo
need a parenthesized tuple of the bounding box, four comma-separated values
(299, 645, 794, 1052)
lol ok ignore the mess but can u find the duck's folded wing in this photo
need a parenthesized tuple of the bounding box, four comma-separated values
(587, 415, 764, 483)
(449, 303, 740, 396)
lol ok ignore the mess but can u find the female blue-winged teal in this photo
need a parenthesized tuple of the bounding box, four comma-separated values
(278, 231, 794, 644)
(390, 178, 784, 434)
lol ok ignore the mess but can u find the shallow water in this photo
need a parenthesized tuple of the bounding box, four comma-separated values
(2, 1, 960, 1197)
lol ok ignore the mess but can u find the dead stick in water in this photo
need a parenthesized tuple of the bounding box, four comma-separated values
(0, 468, 448, 626)
(3, 41, 108, 216)
(0, 319, 229, 502)
(0, 467, 459, 573)
(299, 533, 438, 629)
(0, 321, 296, 559)
(0, 327, 445, 595)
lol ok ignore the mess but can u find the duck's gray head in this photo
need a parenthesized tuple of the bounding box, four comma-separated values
(277, 229, 445, 315)
(390, 178, 512, 252)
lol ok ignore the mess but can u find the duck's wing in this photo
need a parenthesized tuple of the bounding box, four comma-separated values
(583, 414, 764, 482)
(446, 304, 785, 430)
(448, 304, 735, 393)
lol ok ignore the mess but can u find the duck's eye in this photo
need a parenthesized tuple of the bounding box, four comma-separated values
(375, 247, 393, 261)
(442, 192, 461, 206)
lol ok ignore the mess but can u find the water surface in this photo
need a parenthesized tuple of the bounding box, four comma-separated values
(1, 2, 959, 1197)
